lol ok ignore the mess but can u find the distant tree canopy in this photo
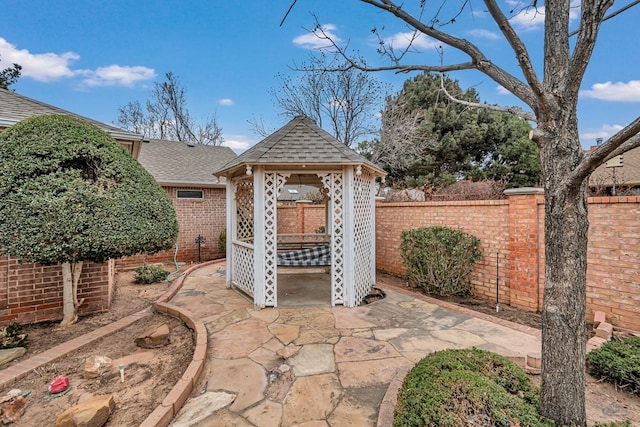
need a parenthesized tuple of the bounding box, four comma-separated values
(0, 55, 21, 90)
(271, 55, 385, 147)
(373, 72, 541, 188)
(117, 72, 223, 145)
(0, 115, 178, 325)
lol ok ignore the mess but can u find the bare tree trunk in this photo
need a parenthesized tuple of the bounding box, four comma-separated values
(538, 115, 588, 426)
(60, 261, 83, 327)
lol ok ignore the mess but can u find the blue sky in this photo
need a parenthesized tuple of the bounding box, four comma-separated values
(1, 0, 638, 152)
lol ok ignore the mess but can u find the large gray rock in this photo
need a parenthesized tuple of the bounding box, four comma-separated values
(55, 394, 115, 427)
(134, 323, 170, 348)
(0, 347, 26, 366)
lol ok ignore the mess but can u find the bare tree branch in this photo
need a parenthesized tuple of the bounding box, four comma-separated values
(439, 74, 538, 122)
(274, 55, 385, 146)
(483, 0, 544, 100)
(571, 116, 640, 186)
(567, 0, 613, 97)
(361, 0, 537, 106)
(117, 72, 224, 145)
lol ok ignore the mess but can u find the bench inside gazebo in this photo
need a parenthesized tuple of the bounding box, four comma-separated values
(214, 116, 386, 308)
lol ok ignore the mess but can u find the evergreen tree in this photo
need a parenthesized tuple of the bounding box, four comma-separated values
(376, 73, 540, 188)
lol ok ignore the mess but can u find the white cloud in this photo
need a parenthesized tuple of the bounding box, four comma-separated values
(0, 37, 155, 87)
(293, 24, 342, 50)
(581, 124, 624, 145)
(219, 98, 234, 106)
(81, 65, 156, 87)
(383, 31, 440, 51)
(0, 37, 79, 81)
(509, 7, 546, 31)
(580, 81, 640, 102)
(222, 134, 255, 154)
(507, 0, 579, 32)
(466, 29, 500, 40)
(496, 85, 511, 95)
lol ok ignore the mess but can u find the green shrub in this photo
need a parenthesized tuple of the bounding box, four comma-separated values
(587, 336, 640, 395)
(0, 323, 27, 349)
(394, 349, 553, 427)
(218, 229, 226, 254)
(400, 226, 482, 296)
(134, 264, 167, 284)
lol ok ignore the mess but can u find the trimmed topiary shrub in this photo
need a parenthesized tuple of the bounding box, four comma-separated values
(400, 226, 482, 296)
(394, 349, 553, 427)
(134, 264, 167, 285)
(587, 336, 640, 396)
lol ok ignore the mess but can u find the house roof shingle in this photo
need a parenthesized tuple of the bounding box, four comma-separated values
(589, 145, 640, 187)
(215, 116, 386, 176)
(0, 89, 142, 141)
(137, 139, 237, 187)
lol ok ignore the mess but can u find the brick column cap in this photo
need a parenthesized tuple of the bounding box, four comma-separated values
(504, 187, 544, 196)
(295, 200, 313, 204)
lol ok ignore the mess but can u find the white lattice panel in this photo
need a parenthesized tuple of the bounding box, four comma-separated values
(320, 172, 345, 305)
(232, 242, 255, 297)
(263, 172, 288, 306)
(235, 179, 254, 241)
(352, 168, 375, 306)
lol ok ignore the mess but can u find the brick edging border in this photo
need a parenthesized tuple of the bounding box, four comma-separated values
(0, 308, 153, 391)
(139, 303, 208, 427)
(139, 259, 224, 427)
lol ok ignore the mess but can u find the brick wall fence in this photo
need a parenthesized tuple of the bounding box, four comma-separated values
(116, 186, 227, 270)
(281, 191, 640, 331)
(278, 202, 326, 234)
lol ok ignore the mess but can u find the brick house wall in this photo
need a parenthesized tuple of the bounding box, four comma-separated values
(0, 257, 113, 326)
(116, 186, 227, 269)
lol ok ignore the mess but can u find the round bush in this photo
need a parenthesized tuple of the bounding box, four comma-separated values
(400, 226, 482, 296)
(394, 349, 553, 427)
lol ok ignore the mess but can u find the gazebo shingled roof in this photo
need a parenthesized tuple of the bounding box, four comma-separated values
(215, 115, 385, 176)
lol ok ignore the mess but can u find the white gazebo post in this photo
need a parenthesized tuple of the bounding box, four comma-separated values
(343, 165, 355, 307)
(225, 177, 236, 289)
(253, 166, 266, 308)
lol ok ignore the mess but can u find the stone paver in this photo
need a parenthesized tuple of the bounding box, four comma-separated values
(169, 261, 542, 426)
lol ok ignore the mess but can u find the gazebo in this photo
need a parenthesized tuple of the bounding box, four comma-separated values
(215, 116, 386, 308)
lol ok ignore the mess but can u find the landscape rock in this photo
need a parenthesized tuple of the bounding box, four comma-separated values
(135, 323, 170, 348)
(0, 396, 26, 424)
(0, 347, 26, 367)
(55, 394, 115, 427)
(587, 336, 608, 353)
(172, 391, 236, 427)
(593, 311, 606, 328)
(595, 322, 614, 340)
(83, 355, 113, 379)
